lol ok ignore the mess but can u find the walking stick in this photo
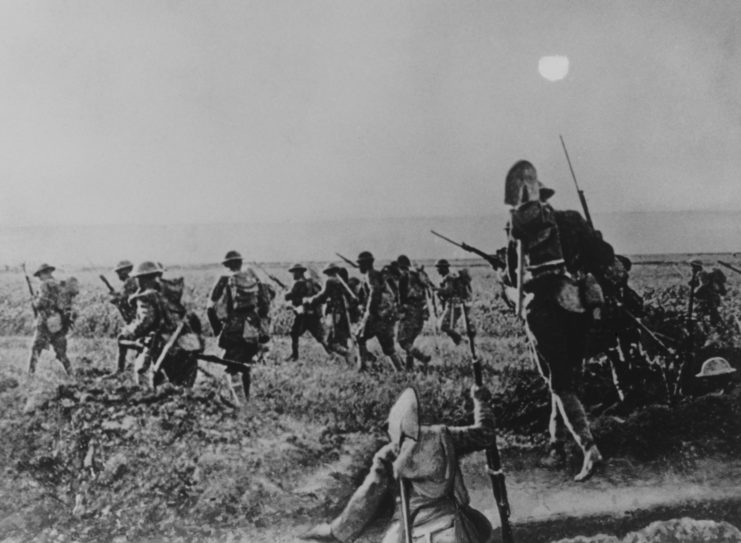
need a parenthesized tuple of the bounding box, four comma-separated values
(461, 307, 514, 543)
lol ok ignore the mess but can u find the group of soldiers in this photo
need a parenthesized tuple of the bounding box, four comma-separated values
(22, 158, 738, 543)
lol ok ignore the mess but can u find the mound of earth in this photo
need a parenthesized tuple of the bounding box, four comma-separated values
(552, 517, 741, 543)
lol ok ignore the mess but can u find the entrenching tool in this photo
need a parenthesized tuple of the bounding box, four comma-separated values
(460, 305, 514, 543)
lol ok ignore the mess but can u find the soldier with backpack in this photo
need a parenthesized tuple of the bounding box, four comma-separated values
(284, 263, 328, 362)
(435, 259, 473, 347)
(207, 251, 267, 404)
(27, 263, 73, 375)
(121, 261, 202, 389)
(396, 255, 432, 370)
(356, 251, 404, 372)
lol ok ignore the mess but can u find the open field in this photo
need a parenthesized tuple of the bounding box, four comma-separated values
(0, 255, 740, 542)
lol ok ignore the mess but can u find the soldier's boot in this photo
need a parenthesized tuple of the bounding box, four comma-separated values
(386, 353, 403, 372)
(27, 351, 39, 375)
(285, 337, 300, 362)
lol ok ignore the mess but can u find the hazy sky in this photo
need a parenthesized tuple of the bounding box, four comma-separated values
(1, 1, 740, 227)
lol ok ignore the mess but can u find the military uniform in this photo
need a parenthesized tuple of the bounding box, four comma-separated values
(304, 387, 495, 543)
(308, 264, 355, 362)
(285, 265, 327, 361)
(506, 160, 606, 481)
(397, 259, 432, 369)
(208, 255, 265, 401)
(436, 266, 472, 347)
(28, 264, 72, 375)
(357, 266, 403, 371)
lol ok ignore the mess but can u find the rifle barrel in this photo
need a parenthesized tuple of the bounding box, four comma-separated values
(559, 135, 594, 228)
(335, 253, 359, 269)
(718, 260, 741, 276)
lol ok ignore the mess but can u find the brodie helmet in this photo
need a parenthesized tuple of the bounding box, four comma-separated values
(504, 160, 554, 207)
(695, 357, 737, 379)
(435, 258, 450, 269)
(130, 261, 163, 278)
(397, 255, 411, 269)
(387, 387, 420, 448)
(113, 260, 134, 274)
(357, 251, 374, 264)
(222, 250, 243, 265)
(288, 263, 307, 273)
(33, 263, 56, 277)
(323, 262, 341, 275)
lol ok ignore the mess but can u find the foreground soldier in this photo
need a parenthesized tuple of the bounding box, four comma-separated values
(435, 259, 473, 346)
(396, 255, 432, 370)
(307, 263, 356, 364)
(506, 160, 608, 481)
(356, 251, 404, 372)
(27, 263, 72, 375)
(301, 385, 495, 543)
(120, 261, 201, 388)
(207, 251, 265, 403)
(284, 263, 327, 361)
(110, 260, 138, 374)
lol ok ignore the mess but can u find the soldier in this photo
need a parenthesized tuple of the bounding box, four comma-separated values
(356, 251, 404, 372)
(300, 385, 496, 543)
(435, 259, 473, 346)
(110, 260, 138, 374)
(284, 263, 327, 361)
(207, 251, 266, 403)
(505, 159, 610, 481)
(396, 255, 432, 370)
(120, 261, 201, 388)
(306, 263, 357, 365)
(27, 263, 72, 375)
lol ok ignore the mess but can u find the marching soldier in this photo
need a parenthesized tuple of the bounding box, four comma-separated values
(306, 263, 356, 364)
(300, 385, 496, 543)
(284, 263, 327, 361)
(27, 263, 72, 375)
(110, 260, 138, 374)
(505, 159, 609, 481)
(207, 251, 266, 403)
(356, 251, 404, 372)
(396, 255, 432, 370)
(120, 261, 201, 388)
(435, 259, 473, 346)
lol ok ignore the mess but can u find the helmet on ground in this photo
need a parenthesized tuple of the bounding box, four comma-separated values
(222, 250, 243, 265)
(695, 357, 737, 378)
(33, 263, 55, 276)
(387, 387, 420, 448)
(131, 261, 163, 278)
(397, 255, 411, 268)
(288, 263, 307, 273)
(357, 251, 374, 263)
(323, 262, 341, 275)
(113, 260, 134, 273)
(435, 259, 450, 268)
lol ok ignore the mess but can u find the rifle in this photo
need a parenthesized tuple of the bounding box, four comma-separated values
(559, 135, 593, 229)
(335, 253, 359, 269)
(399, 478, 413, 543)
(118, 340, 252, 374)
(252, 262, 287, 290)
(430, 230, 505, 270)
(718, 260, 741, 276)
(461, 304, 513, 543)
(21, 263, 38, 318)
(100, 274, 135, 322)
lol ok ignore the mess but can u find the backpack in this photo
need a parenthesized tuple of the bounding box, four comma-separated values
(228, 269, 260, 311)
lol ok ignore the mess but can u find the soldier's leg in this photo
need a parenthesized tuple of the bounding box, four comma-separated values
(398, 306, 429, 370)
(440, 304, 462, 345)
(307, 314, 330, 354)
(28, 329, 49, 375)
(116, 344, 128, 374)
(224, 343, 257, 404)
(376, 320, 403, 372)
(51, 334, 72, 375)
(288, 315, 304, 361)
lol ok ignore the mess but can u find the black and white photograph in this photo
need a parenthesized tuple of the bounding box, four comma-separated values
(1, 2, 740, 542)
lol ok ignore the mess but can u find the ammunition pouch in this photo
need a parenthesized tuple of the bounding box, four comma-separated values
(525, 271, 604, 314)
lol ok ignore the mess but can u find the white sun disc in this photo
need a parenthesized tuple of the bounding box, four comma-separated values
(538, 56, 569, 81)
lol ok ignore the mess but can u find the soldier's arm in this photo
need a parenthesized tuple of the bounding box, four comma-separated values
(447, 386, 497, 456)
(285, 282, 302, 305)
(122, 296, 158, 338)
(208, 275, 228, 306)
(329, 443, 397, 543)
(307, 279, 332, 307)
(367, 272, 383, 314)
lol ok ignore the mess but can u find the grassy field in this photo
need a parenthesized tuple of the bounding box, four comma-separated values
(1, 255, 741, 542)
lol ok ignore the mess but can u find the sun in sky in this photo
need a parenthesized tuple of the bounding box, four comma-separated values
(538, 55, 570, 81)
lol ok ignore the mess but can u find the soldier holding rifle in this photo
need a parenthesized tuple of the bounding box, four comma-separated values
(284, 263, 328, 362)
(300, 385, 497, 543)
(396, 255, 433, 370)
(101, 260, 138, 374)
(434, 259, 473, 347)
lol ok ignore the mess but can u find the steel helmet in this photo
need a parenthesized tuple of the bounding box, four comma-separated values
(288, 263, 307, 273)
(504, 160, 554, 206)
(33, 263, 56, 277)
(131, 261, 163, 278)
(357, 251, 374, 263)
(435, 259, 450, 268)
(113, 260, 134, 273)
(323, 262, 341, 275)
(695, 357, 737, 378)
(397, 255, 411, 268)
(222, 250, 243, 265)
(387, 388, 420, 448)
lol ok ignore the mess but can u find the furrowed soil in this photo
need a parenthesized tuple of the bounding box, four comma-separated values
(1, 257, 741, 542)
